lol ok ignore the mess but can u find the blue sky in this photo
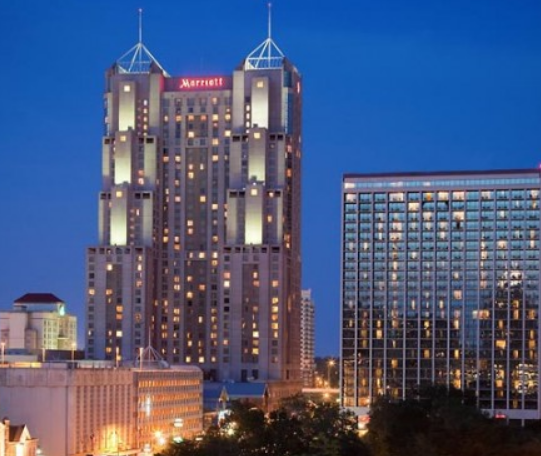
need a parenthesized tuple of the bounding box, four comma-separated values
(1, 0, 540, 355)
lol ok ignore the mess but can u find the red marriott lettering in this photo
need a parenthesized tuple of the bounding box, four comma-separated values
(179, 77, 225, 90)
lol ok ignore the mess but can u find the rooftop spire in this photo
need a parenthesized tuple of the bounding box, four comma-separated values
(268, 2, 272, 40)
(138, 8, 143, 44)
(245, 2, 285, 70)
(115, 8, 169, 76)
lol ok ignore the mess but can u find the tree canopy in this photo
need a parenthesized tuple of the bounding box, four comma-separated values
(157, 394, 369, 456)
(367, 386, 541, 456)
(158, 387, 541, 456)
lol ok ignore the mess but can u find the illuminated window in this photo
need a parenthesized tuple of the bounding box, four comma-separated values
(250, 188, 258, 196)
(256, 81, 264, 88)
(120, 135, 127, 142)
(123, 85, 131, 92)
(438, 191, 449, 201)
(254, 132, 261, 139)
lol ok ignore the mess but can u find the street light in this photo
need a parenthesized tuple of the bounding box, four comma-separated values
(327, 359, 335, 388)
(155, 431, 165, 447)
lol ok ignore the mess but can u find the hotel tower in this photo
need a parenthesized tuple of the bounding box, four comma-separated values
(342, 170, 541, 422)
(86, 11, 302, 388)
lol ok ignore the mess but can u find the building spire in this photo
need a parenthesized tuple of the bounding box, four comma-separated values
(244, 2, 285, 70)
(267, 2, 272, 40)
(138, 8, 143, 44)
(115, 8, 169, 76)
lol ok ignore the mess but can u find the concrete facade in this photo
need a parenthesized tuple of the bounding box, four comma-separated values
(86, 30, 303, 388)
(0, 294, 76, 353)
(0, 362, 202, 456)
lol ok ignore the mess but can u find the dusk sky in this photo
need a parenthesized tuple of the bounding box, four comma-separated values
(1, 0, 541, 355)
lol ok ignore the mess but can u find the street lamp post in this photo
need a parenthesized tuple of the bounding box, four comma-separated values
(327, 359, 335, 388)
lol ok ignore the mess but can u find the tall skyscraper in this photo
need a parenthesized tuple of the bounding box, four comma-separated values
(86, 11, 302, 387)
(300, 289, 315, 387)
(341, 169, 541, 422)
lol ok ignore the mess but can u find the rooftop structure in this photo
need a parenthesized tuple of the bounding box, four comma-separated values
(115, 9, 168, 75)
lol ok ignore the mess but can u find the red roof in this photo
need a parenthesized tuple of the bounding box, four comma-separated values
(9, 425, 25, 442)
(14, 293, 64, 304)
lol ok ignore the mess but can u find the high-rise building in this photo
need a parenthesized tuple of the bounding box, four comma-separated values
(86, 11, 302, 388)
(341, 169, 541, 422)
(300, 289, 315, 387)
(0, 293, 77, 353)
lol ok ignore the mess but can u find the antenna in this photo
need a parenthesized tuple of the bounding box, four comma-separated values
(138, 8, 143, 44)
(267, 2, 272, 40)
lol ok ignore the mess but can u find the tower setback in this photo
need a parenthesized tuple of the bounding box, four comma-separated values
(86, 16, 302, 387)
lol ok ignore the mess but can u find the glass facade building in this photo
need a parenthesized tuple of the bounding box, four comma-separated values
(341, 169, 541, 421)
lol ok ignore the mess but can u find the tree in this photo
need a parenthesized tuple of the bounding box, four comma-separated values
(158, 395, 370, 456)
(366, 385, 541, 456)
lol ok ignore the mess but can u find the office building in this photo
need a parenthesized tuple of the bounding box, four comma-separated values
(300, 289, 315, 387)
(0, 293, 77, 353)
(341, 169, 541, 421)
(134, 346, 202, 451)
(0, 360, 202, 456)
(86, 11, 302, 390)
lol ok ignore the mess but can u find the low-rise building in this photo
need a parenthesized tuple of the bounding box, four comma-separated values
(0, 357, 202, 456)
(0, 419, 38, 456)
(0, 293, 77, 355)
